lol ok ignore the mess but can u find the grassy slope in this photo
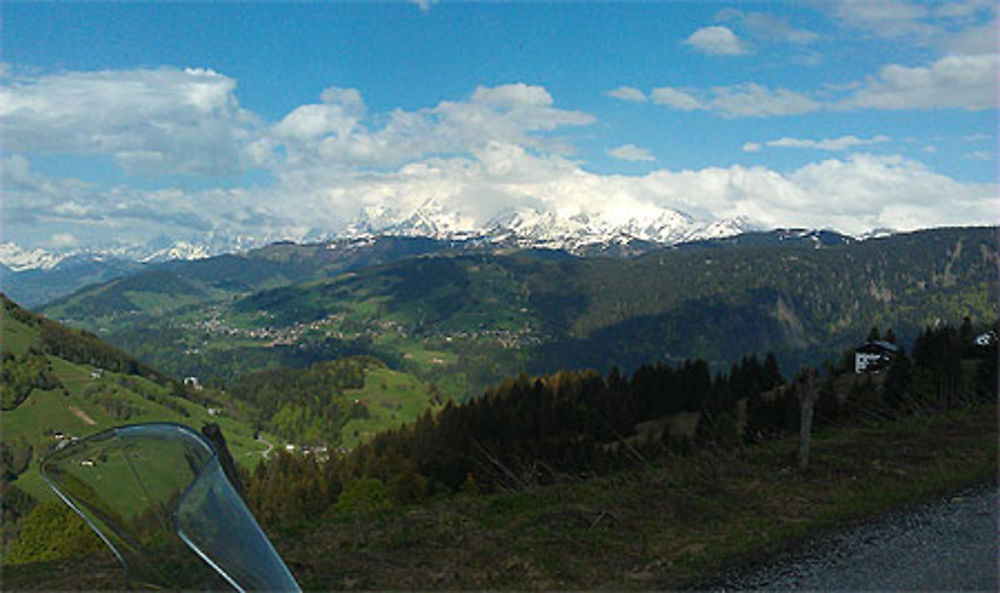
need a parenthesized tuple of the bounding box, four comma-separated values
(1, 302, 273, 504)
(339, 366, 444, 449)
(7, 403, 994, 589)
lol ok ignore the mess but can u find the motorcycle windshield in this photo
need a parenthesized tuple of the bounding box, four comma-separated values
(40, 423, 300, 592)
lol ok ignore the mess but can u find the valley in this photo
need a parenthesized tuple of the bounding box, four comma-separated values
(1, 225, 996, 584)
(36, 227, 998, 403)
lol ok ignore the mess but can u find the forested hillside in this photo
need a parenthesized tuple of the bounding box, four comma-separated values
(40, 227, 996, 402)
(41, 236, 470, 323)
(244, 317, 997, 528)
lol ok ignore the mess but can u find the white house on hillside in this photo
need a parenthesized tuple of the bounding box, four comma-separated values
(855, 340, 901, 373)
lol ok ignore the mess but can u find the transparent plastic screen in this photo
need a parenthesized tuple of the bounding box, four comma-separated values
(41, 423, 299, 591)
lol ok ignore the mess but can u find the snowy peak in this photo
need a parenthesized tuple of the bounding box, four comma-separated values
(688, 216, 756, 241)
(0, 235, 253, 272)
(137, 241, 212, 264)
(0, 242, 68, 272)
(341, 203, 758, 253)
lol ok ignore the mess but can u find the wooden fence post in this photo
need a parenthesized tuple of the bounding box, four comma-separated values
(798, 369, 817, 469)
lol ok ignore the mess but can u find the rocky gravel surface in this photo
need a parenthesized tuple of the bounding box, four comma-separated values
(710, 483, 998, 591)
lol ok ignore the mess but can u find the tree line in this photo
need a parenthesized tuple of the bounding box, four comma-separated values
(245, 318, 997, 528)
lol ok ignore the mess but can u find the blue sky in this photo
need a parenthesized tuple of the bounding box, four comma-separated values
(2, 1, 997, 252)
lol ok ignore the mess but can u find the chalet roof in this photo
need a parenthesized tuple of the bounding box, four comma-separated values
(856, 340, 901, 353)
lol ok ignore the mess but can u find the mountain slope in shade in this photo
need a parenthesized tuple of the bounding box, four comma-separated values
(40, 236, 471, 323)
(1, 254, 145, 308)
(208, 226, 995, 391)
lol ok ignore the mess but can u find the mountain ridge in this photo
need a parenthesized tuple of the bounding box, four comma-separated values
(39, 226, 997, 401)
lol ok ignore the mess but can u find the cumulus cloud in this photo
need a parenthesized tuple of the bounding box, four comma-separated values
(6, 141, 994, 248)
(651, 87, 706, 111)
(830, 0, 935, 38)
(715, 9, 819, 44)
(710, 84, 819, 117)
(49, 233, 79, 248)
(0, 67, 257, 177)
(840, 53, 998, 110)
(651, 83, 817, 117)
(966, 150, 994, 160)
(258, 82, 595, 174)
(3, 67, 993, 251)
(944, 18, 998, 54)
(608, 144, 656, 162)
(830, 0, 997, 50)
(745, 135, 891, 152)
(683, 26, 749, 55)
(651, 49, 995, 118)
(222, 149, 998, 239)
(606, 86, 647, 103)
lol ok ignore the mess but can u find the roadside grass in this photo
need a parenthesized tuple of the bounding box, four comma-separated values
(5, 403, 995, 589)
(277, 402, 996, 590)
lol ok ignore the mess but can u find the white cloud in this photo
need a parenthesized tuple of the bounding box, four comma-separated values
(786, 153, 995, 231)
(841, 53, 998, 111)
(715, 9, 819, 44)
(830, 0, 935, 38)
(710, 83, 819, 117)
(606, 86, 647, 103)
(412, 0, 438, 12)
(0, 67, 257, 177)
(651, 49, 996, 118)
(751, 135, 891, 151)
(256, 82, 595, 174)
(3, 67, 994, 251)
(650, 87, 706, 111)
(683, 26, 749, 56)
(1, 153, 90, 196)
(608, 144, 655, 162)
(470, 82, 554, 108)
(742, 142, 762, 153)
(232, 150, 999, 239)
(966, 150, 994, 160)
(272, 87, 366, 141)
(944, 18, 998, 55)
(6, 143, 994, 248)
(49, 233, 78, 248)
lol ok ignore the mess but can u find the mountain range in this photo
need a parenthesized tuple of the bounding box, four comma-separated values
(3, 202, 858, 308)
(35, 226, 997, 403)
(4, 201, 795, 277)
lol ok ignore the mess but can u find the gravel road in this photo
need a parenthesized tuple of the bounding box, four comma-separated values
(711, 483, 998, 591)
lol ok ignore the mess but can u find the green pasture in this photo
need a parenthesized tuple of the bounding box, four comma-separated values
(340, 367, 444, 449)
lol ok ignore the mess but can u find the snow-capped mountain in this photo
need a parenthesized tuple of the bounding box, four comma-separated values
(344, 202, 480, 240)
(482, 207, 693, 251)
(340, 200, 764, 254)
(337, 199, 761, 253)
(137, 241, 212, 263)
(0, 233, 266, 273)
(2, 200, 874, 273)
(687, 215, 756, 242)
(0, 242, 70, 272)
